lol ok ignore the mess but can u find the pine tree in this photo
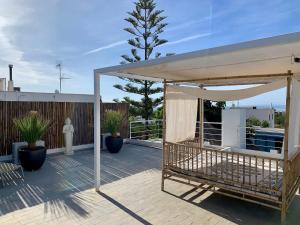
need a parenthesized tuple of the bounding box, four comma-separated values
(114, 0, 168, 123)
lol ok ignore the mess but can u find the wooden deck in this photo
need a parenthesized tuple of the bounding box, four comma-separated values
(0, 144, 299, 225)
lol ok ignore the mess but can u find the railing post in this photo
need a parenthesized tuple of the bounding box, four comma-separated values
(161, 79, 167, 191)
(129, 121, 132, 139)
(281, 72, 292, 225)
(199, 86, 204, 148)
(157, 120, 159, 139)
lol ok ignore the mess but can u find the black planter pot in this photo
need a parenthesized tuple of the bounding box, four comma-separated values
(19, 146, 47, 171)
(105, 136, 123, 153)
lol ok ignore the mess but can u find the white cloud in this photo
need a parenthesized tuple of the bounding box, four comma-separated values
(0, 0, 128, 93)
(84, 40, 127, 55)
(0, 1, 61, 91)
(165, 33, 211, 46)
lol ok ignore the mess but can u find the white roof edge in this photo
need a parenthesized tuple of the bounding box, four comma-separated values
(102, 72, 163, 82)
(94, 31, 300, 75)
(0, 91, 94, 102)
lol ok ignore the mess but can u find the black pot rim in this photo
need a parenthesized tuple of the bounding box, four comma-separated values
(19, 146, 47, 152)
(107, 135, 122, 138)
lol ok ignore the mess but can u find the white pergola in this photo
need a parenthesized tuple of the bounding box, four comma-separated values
(93, 31, 300, 191)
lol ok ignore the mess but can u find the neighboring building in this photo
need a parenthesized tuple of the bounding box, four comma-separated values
(0, 78, 6, 91)
(228, 107, 275, 128)
(245, 107, 275, 128)
(1, 65, 21, 92)
(222, 108, 280, 153)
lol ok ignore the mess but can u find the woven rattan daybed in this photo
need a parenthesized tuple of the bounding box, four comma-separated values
(161, 75, 300, 225)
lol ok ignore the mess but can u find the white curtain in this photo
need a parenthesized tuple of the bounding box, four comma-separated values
(168, 80, 286, 101)
(166, 86, 198, 143)
(288, 78, 300, 159)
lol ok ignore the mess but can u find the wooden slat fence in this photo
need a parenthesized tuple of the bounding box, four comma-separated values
(0, 101, 129, 156)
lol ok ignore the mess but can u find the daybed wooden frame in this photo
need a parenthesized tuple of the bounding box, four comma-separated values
(161, 72, 300, 225)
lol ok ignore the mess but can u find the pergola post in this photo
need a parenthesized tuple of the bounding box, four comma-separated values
(281, 72, 292, 225)
(199, 86, 204, 148)
(161, 79, 167, 191)
(94, 71, 101, 192)
(200, 98, 204, 148)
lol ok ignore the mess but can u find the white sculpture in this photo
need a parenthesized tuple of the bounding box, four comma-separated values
(63, 117, 74, 155)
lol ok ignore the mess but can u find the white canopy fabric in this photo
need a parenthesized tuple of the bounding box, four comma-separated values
(165, 88, 198, 143)
(95, 32, 300, 85)
(288, 78, 300, 159)
(167, 79, 286, 101)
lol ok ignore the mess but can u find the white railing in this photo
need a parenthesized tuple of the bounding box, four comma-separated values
(195, 121, 223, 146)
(199, 123, 284, 152)
(129, 120, 222, 144)
(129, 119, 163, 140)
(129, 120, 284, 153)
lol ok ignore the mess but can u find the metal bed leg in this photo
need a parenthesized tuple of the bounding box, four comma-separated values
(161, 170, 165, 191)
(281, 206, 286, 225)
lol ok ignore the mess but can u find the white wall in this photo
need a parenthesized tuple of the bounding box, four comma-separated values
(246, 108, 275, 128)
(222, 108, 246, 149)
(0, 91, 93, 102)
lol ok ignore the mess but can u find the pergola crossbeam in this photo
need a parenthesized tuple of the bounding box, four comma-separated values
(165, 72, 292, 84)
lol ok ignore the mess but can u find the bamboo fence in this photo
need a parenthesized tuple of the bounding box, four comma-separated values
(0, 101, 129, 156)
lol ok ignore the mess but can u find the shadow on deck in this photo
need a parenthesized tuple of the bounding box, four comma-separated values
(163, 181, 300, 225)
(0, 143, 299, 225)
(0, 144, 161, 218)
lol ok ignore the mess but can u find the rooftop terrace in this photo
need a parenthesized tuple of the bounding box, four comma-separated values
(0, 144, 299, 225)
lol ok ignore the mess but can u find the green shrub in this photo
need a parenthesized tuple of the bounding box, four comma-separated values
(261, 120, 270, 128)
(13, 111, 50, 149)
(104, 110, 123, 137)
(246, 117, 261, 127)
(275, 112, 285, 128)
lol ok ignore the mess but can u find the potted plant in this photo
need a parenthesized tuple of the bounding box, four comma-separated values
(104, 110, 123, 153)
(13, 111, 50, 171)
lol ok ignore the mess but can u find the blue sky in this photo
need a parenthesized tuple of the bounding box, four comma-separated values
(0, 0, 300, 107)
